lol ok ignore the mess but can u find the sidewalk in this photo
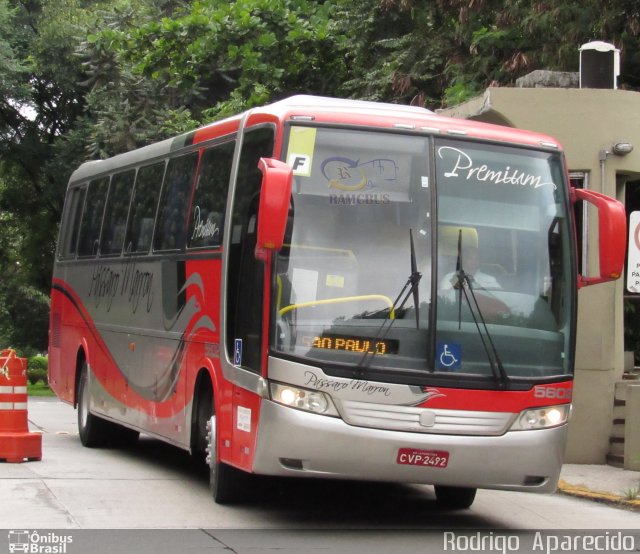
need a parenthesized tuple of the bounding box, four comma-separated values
(558, 463, 640, 510)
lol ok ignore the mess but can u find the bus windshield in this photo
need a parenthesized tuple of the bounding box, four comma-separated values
(272, 126, 573, 382)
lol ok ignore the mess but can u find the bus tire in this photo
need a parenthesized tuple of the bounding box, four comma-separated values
(434, 485, 477, 509)
(191, 376, 213, 465)
(77, 362, 109, 448)
(209, 414, 247, 504)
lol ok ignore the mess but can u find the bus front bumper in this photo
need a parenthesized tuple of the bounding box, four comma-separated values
(252, 400, 566, 493)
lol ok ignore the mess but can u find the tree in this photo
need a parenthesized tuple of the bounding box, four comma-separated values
(333, 0, 640, 108)
(76, 0, 346, 157)
(0, 0, 98, 350)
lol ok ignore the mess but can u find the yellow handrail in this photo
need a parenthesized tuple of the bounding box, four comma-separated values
(279, 295, 395, 319)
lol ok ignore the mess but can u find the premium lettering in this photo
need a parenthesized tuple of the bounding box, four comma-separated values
(438, 146, 556, 190)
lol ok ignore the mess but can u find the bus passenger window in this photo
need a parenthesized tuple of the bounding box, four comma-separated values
(78, 177, 109, 257)
(100, 170, 135, 256)
(58, 186, 86, 258)
(154, 153, 198, 252)
(125, 162, 165, 254)
(188, 140, 235, 249)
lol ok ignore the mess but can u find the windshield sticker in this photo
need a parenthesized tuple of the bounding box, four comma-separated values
(325, 274, 345, 288)
(320, 157, 399, 192)
(287, 127, 317, 177)
(288, 154, 311, 175)
(291, 267, 319, 304)
(437, 146, 556, 190)
(437, 342, 462, 370)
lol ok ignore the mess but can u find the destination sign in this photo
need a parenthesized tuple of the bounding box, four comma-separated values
(302, 334, 399, 355)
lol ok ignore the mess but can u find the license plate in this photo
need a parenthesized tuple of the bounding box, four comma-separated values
(397, 448, 449, 468)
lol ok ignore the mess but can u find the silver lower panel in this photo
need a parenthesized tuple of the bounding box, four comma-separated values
(252, 400, 566, 493)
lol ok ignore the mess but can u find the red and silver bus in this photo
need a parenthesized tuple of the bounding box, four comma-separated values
(48, 95, 626, 508)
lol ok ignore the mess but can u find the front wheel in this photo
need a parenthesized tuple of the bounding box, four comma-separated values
(192, 383, 213, 465)
(434, 485, 477, 509)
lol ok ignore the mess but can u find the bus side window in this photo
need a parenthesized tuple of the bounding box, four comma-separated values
(126, 161, 165, 254)
(58, 186, 87, 258)
(100, 170, 135, 256)
(77, 177, 110, 257)
(188, 140, 235, 249)
(154, 153, 199, 252)
(226, 126, 275, 372)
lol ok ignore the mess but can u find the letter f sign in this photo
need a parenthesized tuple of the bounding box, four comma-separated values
(288, 154, 311, 176)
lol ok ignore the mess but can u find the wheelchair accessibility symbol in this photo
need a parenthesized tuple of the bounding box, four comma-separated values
(437, 342, 461, 370)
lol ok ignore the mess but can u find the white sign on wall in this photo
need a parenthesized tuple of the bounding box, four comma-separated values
(627, 211, 640, 292)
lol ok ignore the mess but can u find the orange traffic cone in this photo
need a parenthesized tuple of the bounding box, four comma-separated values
(0, 349, 42, 462)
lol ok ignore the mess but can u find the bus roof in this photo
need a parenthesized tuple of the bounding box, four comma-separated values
(259, 95, 562, 150)
(69, 95, 562, 185)
(267, 94, 435, 116)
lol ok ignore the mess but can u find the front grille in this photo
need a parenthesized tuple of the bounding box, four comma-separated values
(338, 399, 516, 436)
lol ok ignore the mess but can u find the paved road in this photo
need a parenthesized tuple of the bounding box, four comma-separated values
(1, 398, 638, 553)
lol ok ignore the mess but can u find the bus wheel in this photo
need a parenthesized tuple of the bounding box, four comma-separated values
(434, 486, 477, 509)
(207, 415, 246, 504)
(77, 362, 109, 447)
(192, 381, 213, 465)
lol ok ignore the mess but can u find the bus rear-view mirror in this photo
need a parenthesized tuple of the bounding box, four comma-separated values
(256, 157, 293, 261)
(572, 187, 627, 287)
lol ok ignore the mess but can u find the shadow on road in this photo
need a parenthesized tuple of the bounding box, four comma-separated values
(110, 435, 507, 529)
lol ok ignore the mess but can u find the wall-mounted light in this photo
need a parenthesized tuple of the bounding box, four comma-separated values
(612, 142, 634, 156)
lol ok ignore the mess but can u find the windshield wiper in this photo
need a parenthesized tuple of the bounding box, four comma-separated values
(409, 229, 421, 329)
(454, 229, 509, 389)
(355, 229, 422, 373)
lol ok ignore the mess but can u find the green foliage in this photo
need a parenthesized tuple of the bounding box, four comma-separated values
(0, 282, 50, 352)
(443, 82, 481, 108)
(28, 380, 54, 396)
(75, 0, 345, 154)
(27, 356, 47, 385)
(335, 0, 640, 108)
(28, 355, 48, 371)
(27, 369, 47, 385)
(125, 0, 344, 121)
(333, 0, 449, 105)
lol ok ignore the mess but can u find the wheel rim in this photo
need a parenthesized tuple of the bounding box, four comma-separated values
(197, 391, 213, 454)
(79, 374, 89, 429)
(209, 414, 218, 488)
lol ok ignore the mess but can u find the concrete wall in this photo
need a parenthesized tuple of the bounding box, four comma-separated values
(625, 384, 640, 470)
(565, 367, 616, 463)
(441, 87, 640, 463)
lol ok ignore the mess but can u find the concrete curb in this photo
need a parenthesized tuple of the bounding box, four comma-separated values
(557, 480, 640, 511)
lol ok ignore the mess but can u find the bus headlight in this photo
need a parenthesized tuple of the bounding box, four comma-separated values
(269, 382, 339, 416)
(511, 404, 571, 430)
